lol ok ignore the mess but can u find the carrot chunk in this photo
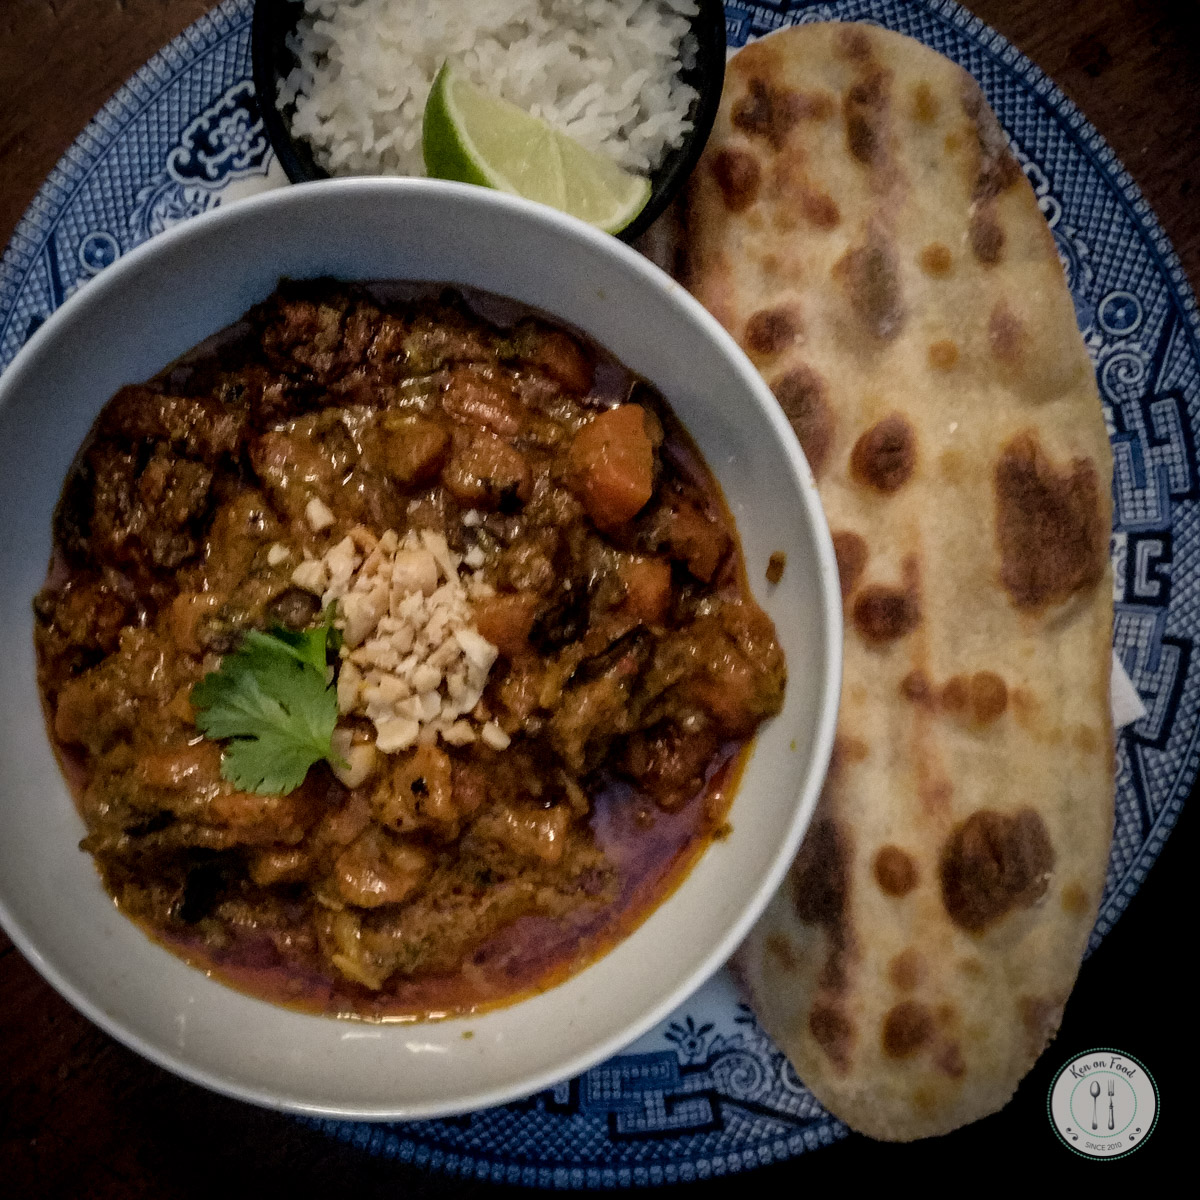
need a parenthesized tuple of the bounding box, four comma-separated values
(473, 592, 539, 657)
(567, 405, 654, 531)
(619, 556, 672, 625)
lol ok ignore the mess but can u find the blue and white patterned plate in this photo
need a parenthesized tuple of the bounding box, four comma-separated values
(2, 0, 1196, 1187)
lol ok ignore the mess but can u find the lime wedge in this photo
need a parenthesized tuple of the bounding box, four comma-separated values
(422, 62, 652, 235)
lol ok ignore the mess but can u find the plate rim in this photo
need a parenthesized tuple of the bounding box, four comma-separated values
(0, 0, 1196, 1182)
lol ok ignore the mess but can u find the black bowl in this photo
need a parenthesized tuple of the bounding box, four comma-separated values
(251, 0, 726, 243)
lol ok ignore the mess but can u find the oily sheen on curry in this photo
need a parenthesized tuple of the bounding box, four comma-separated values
(34, 280, 785, 1020)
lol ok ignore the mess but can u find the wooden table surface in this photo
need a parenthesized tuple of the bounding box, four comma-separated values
(1, 2, 1195, 1192)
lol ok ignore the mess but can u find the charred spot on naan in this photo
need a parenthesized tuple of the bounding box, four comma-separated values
(854, 584, 921, 641)
(771, 363, 835, 474)
(711, 147, 762, 213)
(765, 931, 799, 972)
(809, 1003, 854, 1074)
(836, 24, 875, 62)
(958, 957, 986, 981)
(850, 412, 917, 492)
(766, 151, 844, 232)
(833, 225, 907, 340)
(888, 948, 927, 991)
(732, 77, 834, 150)
(928, 338, 960, 370)
(873, 845, 919, 896)
(988, 300, 1027, 365)
(732, 78, 799, 149)
(831, 530, 869, 599)
(936, 1042, 967, 1079)
(834, 27, 896, 173)
(969, 205, 1006, 266)
(1061, 880, 1091, 916)
(900, 668, 933, 705)
(1008, 685, 1046, 738)
(960, 78, 1023, 268)
(919, 242, 954, 276)
(939, 675, 975, 717)
(827, 733, 869, 782)
(994, 432, 1106, 610)
(881, 1000, 935, 1059)
(853, 557, 921, 643)
(790, 814, 855, 996)
(743, 303, 804, 358)
(1018, 994, 1064, 1058)
(940, 671, 1008, 726)
(800, 188, 841, 228)
(960, 75, 1024, 203)
(843, 67, 894, 169)
(790, 817, 851, 936)
(910, 80, 940, 123)
(940, 808, 1056, 934)
(986, 292, 1089, 400)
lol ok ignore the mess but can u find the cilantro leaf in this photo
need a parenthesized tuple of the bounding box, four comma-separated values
(191, 619, 341, 795)
(242, 626, 329, 676)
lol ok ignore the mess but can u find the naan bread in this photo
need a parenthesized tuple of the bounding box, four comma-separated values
(684, 22, 1114, 1141)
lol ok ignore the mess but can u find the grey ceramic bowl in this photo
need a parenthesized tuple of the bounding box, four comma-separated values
(0, 179, 840, 1118)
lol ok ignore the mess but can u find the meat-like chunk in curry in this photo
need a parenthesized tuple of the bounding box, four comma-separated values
(34, 281, 786, 1018)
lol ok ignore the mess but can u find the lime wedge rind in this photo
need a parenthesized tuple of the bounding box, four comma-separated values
(422, 62, 651, 235)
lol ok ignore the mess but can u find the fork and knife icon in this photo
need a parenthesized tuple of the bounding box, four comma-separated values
(1090, 1079, 1116, 1130)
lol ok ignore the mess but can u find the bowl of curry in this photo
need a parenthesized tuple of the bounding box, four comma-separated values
(0, 179, 841, 1117)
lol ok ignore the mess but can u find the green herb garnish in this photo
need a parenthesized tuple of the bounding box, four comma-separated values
(191, 615, 342, 795)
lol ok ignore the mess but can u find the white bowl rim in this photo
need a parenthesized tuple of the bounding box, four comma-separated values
(0, 177, 843, 1119)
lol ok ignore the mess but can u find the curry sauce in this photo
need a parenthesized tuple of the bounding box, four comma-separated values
(34, 280, 785, 1019)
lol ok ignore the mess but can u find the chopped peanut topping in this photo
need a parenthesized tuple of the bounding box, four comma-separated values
(292, 527, 500, 756)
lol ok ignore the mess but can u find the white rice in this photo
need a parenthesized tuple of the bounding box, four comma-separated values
(278, 0, 700, 177)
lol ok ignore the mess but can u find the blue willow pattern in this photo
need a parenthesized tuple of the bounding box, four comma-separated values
(1, 0, 1195, 1184)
